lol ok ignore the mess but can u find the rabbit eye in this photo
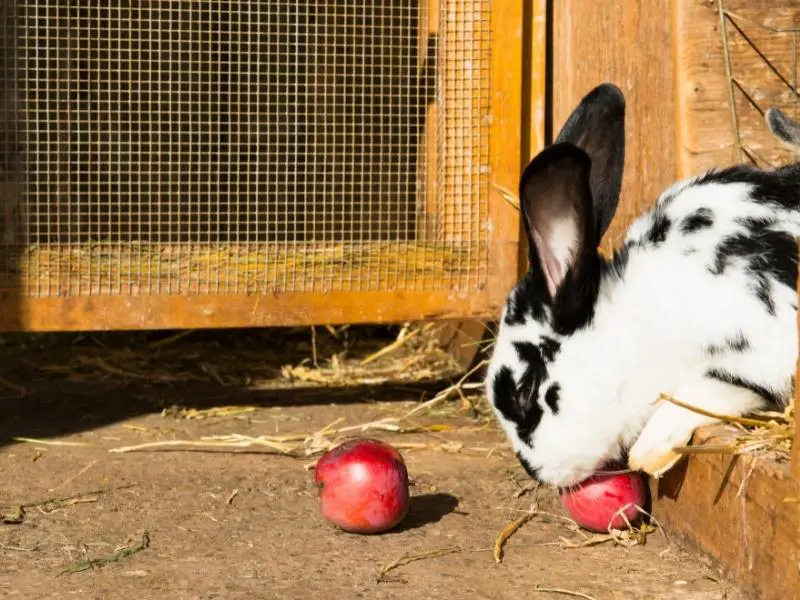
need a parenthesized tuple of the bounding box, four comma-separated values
(544, 383, 560, 414)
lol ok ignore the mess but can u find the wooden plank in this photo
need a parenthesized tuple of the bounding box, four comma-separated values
(652, 432, 799, 600)
(793, 273, 800, 483)
(550, 0, 677, 252)
(6, 289, 505, 332)
(793, 407, 800, 481)
(675, 0, 737, 178)
(676, 0, 800, 178)
(517, 0, 548, 278)
(486, 1, 526, 296)
(434, 319, 489, 369)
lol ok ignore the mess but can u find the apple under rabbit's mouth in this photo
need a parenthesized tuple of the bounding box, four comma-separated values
(557, 462, 648, 532)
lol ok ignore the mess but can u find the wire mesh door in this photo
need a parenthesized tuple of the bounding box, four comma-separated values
(0, 1, 530, 331)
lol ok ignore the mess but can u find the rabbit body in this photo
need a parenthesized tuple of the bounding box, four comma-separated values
(485, 84, 799, 488)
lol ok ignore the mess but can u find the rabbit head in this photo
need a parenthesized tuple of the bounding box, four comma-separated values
(485, 83, 629, 488)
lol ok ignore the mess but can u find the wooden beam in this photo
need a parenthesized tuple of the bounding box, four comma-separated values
(5, 290, 507, 332)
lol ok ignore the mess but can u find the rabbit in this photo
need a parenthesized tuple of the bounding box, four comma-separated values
(484, 82, 799, 489)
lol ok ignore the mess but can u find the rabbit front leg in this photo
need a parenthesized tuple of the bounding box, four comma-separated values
(628, 375, 765, 477)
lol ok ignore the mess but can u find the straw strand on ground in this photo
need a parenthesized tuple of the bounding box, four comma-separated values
(494, 510, 536, 563)
(58, 531, 150, 576)
(376, 546, 466, 582)
(533, 586, 597, 600)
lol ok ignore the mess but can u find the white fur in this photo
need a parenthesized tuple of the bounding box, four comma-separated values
(486, 177, 799, 488)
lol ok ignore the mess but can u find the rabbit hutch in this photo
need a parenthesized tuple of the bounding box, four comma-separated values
(0, 1, 534, 332)
(0, 0, 796, 597)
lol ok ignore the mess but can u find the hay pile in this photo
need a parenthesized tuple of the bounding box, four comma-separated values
(0, 322, 466, 393)
(9, 241, 484, 294)
(665, 394, 795, 464)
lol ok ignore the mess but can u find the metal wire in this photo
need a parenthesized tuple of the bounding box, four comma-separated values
(719, 2, 800, 168)
(0, 1, 491, 297)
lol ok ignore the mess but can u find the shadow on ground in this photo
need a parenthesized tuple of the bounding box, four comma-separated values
(0, 378, 459, 450)
(0, 324, 483, 449)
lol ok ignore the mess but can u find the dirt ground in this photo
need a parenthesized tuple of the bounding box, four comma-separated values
(0, 329, 749, 600)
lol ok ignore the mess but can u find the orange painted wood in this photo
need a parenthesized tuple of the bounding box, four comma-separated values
(485, 1, 526, 299)
(1, 289, 505, 332)
(793, 273, 800, 483)
(440, 0, 549, 369)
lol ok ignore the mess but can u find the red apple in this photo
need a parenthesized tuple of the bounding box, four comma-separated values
(560, 470, 646, 533)
(314, 438, 410, 534)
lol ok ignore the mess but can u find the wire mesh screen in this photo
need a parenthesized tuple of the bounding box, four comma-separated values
(0, 1, 491, 297)
(719, 1, 800, 168)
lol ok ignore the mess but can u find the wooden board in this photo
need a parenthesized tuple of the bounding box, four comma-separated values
(550, 0, 678, 253)
(675, 0, 800, 178)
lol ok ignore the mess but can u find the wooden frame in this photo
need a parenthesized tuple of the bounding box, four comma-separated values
(0, 2, 537, 333)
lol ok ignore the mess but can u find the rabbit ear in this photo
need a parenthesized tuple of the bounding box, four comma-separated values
(766, 107, 800, 153)
(519, 142, 596, 308)
(552, 82, 626, 243)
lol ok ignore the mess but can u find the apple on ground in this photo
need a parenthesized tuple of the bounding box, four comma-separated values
(314, 438, 411, 534)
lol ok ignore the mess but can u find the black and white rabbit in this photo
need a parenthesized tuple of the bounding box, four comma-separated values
(485, 82, 799, 488)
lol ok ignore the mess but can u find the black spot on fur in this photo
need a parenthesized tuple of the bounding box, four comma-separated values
(709, 220, 797, 315)
(646, 212, 671, 244)
(706, 332, 751, 356)
(694, 163, 800, 210)
(728, 333, 750, 352)
(549, 253, 604, 336)
(544, 384, 560, 414)
(539, 337, 560, 362)
(681, 208, 714, 234)
(706, 368, 784, 409)
(503, 272, 548, 326)
(754, 277, 775, 315)
(516, 452, 540, 480)
(492, 346, 547, 443)
(491, 366, 518, 423)
(513, 341, 542, 366)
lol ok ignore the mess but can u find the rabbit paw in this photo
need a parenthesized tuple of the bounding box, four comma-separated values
(628, 401, 696, 478)
(628, 376, 766, 478)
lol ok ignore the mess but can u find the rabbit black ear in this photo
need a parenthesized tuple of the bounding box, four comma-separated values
(519, 142, 595, 305)
(552, 82, 626, 243)
(517, 83, 624, 331)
